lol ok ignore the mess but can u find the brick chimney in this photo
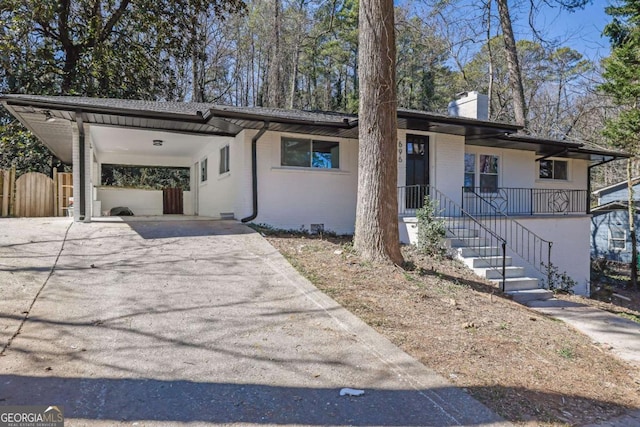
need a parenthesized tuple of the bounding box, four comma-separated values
(447, 91, 489, 121)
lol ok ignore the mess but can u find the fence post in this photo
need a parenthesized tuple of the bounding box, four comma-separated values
(8, 166, 15, 217)
(1, 169, 8, 217)
(53, 167, 58, 217)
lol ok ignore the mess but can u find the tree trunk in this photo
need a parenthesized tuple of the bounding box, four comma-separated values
(354, 0, 404, 265)
(495, 0, 527, 129)
(486, 0, 493, 119)
(628, 159, 638, 289)
(266, 0, 284, 108)
(61, 46, 80, 94)
(289, 46, 300, 109)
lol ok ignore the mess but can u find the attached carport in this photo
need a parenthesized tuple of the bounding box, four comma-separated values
(1, 96, 242, 221)
(0, 95, 360, 223)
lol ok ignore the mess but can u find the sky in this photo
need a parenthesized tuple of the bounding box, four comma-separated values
(401, 0, 616, 64)
(524, 0, 613, 61)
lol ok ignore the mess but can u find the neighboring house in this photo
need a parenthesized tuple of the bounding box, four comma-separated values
(0, 92, 628, 296)
(591, 178, 640, 263)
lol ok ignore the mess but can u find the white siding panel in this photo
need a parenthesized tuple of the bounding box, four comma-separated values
(488, 216, 592, 296)
(97, 187, 163, 216)
(250, 131, 359, 234)
(192, 137, 236, 218)
(434, 133, 465, 204)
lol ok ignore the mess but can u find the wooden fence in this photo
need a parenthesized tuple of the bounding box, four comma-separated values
(0, 167, 73, 217)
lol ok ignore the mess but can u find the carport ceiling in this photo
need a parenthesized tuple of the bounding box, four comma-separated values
(91, 126, 215, 159)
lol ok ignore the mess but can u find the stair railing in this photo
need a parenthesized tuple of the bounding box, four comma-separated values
(399, 185, 507, 291)
(462, 187, 552, 285)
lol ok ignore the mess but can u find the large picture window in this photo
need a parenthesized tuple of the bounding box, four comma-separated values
(281, 137, 339, 169)
(539, 159, 568, 180)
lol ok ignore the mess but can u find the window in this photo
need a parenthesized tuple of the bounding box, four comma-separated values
(281, 137, 339, 169)
(539, 159, 568, 180)
(479, 154, 499, 193)
(200, 158, 208, 182)
(219, 145, 230, 174)
(609, 227, 627, 251)
(464, 153, 475, 190)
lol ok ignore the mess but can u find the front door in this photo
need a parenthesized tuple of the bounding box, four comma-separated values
(405, 135, 429, 209)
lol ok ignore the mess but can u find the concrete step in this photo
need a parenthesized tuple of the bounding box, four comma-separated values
(490, 277, 539, 292)
(506, 289, 553, 304)
(448, 237, 488, 248)
(446, 228, 479, 238)
(462, 256, 512, 268)
(456, 246, 501, 257)
(475, 266, 525, 279)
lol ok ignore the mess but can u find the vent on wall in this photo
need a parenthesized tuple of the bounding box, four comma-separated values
(220, 212, 235, 220)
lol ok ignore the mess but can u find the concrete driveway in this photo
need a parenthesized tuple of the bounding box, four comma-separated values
(0, 218, 509, 426)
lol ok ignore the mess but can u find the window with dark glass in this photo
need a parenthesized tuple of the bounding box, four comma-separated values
(464, 153, 475, 190)
(479, 154, 499, 192)
(539, 159, 568, 180)
(200, 158, 208, 182)
(219, 145, 230, 174)
(281, 137, 339, 169)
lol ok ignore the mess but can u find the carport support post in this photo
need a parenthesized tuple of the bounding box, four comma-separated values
(72, 111, 91, 222)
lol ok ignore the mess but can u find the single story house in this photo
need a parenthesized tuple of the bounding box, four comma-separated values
(591, 178, 640, 263)
(1, 92, 628, 296)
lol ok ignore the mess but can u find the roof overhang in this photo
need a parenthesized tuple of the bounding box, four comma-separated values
(591, 200, 640, 213)
(0, 95, 361, 163)
(468, 133, 630, 163)
(0, 94, 631, 166)
(397, 108, 519, 137)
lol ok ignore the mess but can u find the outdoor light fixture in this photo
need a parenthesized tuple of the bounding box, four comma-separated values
(153, 139, 163, 147)
(44, 111, 56, 123)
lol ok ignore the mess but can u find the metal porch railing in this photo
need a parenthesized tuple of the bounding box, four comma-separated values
(461, 187, 553, 281)
(399, 185, 507, 290)
(462, 187, 588, 216)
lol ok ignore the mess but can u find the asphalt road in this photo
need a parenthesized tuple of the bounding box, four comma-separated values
(0, 217, 510, 426)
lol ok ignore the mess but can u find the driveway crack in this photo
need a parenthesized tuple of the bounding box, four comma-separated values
(1, 221, 73, 356)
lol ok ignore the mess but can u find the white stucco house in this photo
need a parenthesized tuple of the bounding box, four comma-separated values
(1, 92, 627, 298)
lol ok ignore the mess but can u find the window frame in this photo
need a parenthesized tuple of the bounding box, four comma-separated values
(281, 137, 340, 169)
(539, 159, 568, 181)
(608, 227, 627, 252)
(464, 153, 476, 191)
(200, 157, 208, 183)
(463, 152, 500, 193)
(219, 145, 230, 175)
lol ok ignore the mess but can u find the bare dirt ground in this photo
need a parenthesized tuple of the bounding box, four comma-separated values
(266, 233, 640, 427)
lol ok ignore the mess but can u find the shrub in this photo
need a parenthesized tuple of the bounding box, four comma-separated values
(416, 196, 446, 256)
(542, 262, 577, 294)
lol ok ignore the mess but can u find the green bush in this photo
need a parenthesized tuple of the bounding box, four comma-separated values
(416, 196, 446, 256)
(542, 262, 577, 294)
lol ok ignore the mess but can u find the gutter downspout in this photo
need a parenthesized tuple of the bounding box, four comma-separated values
(241, 122, 269, 223)
(76, 110, 86, 220)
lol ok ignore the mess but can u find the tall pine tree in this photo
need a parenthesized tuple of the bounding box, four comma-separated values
(601, 0, 640, 290)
